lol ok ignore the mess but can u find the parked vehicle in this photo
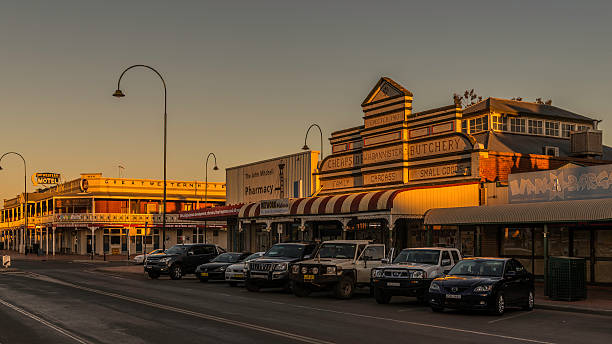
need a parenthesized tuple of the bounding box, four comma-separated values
(144, 244, 225, 280)
(196, 252, 252, 282)
(225, 252, 264, 286)
(245, 242, 317, 292)
(133, 249, 165, 265)
(290, 240, 386, 299)
(428, 257, 534, 315)
(371, 247, 461, 304)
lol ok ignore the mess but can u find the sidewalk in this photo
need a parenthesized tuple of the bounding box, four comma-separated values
(0, 250, 137, 263)
(534, 281, 612, 316)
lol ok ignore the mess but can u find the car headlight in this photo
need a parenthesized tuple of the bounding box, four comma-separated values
(371, 269, 384, 278)
(474, 284, 493, 293)
(411, 270, 426, 279)
(312, 267, 319, 275)
(301, 266, 308, 274)
(160, 257, 171, 263)
(274, 262, 288, 271)
(429, 282, 441, 292)
(219, 266, 226, 271)
(292, 265, 299, 274)
(325, 266, 336, 275)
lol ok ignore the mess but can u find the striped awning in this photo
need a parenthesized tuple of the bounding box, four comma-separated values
(239, 202, 261, 218)
(289, 190, 404, 216)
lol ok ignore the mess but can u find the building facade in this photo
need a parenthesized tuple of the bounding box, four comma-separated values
(0, 173, 226, 256)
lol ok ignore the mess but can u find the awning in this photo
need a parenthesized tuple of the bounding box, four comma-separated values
(289, 190, 403, 215)
(424, 198, 612, 225)
(239, 202, 261, 218)
(179, 204, 243, 220)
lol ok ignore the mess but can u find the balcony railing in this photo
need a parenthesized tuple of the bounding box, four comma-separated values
(1, 213, 204, 229)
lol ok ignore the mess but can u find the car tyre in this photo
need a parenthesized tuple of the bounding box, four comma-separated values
(334, 275, 355, 299)
(170, 265, 183, 280)
(147, 272, 160, 279)
(245, 279, 260, 292)
(374, 287, 391, 304)
(491, 292, 505, 315)
(293, 282, 311, 297)
(522, 290, 534, 311)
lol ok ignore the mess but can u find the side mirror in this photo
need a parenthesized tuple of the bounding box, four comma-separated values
(381, 258, 390, 264)
(187, 251, 194, 256)
(303, 254, 312, 260)
(441, 259, 451, 266)
(506, 270, 517, 278)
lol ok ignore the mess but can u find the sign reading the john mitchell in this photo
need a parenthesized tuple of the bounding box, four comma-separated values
(508, 164, 612, 203)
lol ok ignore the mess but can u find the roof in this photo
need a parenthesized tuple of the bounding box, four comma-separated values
(424, 198, 612, 225)
(463, 97, 596, 122)
(323, 240, 372, 245)
(361, 77, 413, 106)
(471, 131, 612, 159)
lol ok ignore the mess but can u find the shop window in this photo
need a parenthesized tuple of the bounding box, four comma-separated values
(510, 118, 526, 133)
(213, 230, 219, 237)
(528, 119, 543, 135)
(549, 227, 570, 256)
(545, 121, 559, 136)
(595, 230, 612, 257)
(572, 229, 590, 257)
(577, 125, 590, 132)
(492, 115, 507, 131)
(561, 123, 575, 138)
(501, 227, 532, 256)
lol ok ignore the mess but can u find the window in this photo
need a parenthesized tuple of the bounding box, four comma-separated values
(441, 251, 452, 266)
(492, 115, 508, 131)
(360, 245, 384, 260)
(545, 121, 559, 136)
(543, 146, 559, 157)
(510, 118, 526, 133)
(577, 125, 590, 132)
(462, 119, 469, 134)
(528, 119, 543, 135)
(562, 123, 575, 138)
(469, 116, 488, 133)
(451, 250, 460, 264)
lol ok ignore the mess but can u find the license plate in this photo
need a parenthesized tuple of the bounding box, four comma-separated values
(446, 294, 461, 299)
(387, 282, 400, 287)
(304, 274, 314, 281)
(234, 274, 244, 279)
(201, 272, 208, 277)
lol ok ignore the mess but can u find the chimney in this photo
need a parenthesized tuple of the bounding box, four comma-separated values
(570, 129, 603, 158)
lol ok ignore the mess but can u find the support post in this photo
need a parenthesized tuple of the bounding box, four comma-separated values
(388, 214, 394, 249)
(476, 225, 482, 256)
(340, 218, 350, 240)
(52, 227, 56, 256)
(90, 227, 95, 260)
(45, 227, 49, 256)
(426, 225, 433, 246)
(543, 224, 549, 296)
(299, 219, 306, 241)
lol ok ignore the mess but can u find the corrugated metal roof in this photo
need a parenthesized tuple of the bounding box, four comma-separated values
(463, 97, 596, 122)
(424, 198, 612, 225)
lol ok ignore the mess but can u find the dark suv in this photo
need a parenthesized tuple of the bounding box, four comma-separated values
(245, 242, 317, 292)
(144, 244, 224, 280)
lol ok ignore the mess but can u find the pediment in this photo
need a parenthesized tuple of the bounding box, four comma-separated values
(361, 77, 413, 106)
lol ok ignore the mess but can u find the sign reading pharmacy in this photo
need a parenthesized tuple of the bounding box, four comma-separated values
(32, 173, 61, 185)
(509, 164, 612, 203)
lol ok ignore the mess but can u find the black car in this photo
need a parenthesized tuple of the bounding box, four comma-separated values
(245, 242, 317, 292)
(144, 244, 225, 280)
(428, 258, 534, 315)
(196, 252, 252, 282)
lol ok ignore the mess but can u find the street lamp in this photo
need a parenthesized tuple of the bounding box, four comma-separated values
(302, 123, 323, 160)
(203, 153, 218, 243)
(0, 152, 27, 254)
(113, 65, 168, 250)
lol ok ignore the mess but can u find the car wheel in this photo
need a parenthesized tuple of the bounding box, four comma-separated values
(147, 272, 160, 279)
(374, 287, 391, 304)
(491, 293, 505, 315)
(170, 265, 183, 280)
(245, 279, 260, 292)
(334, 276, 354, 299)
(293, 282, 311, 297)
(228, 282, 237, 287)
(523, 290, 534, 311)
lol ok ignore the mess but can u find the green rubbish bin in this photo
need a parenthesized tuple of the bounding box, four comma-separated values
(548, 256, 587, 301)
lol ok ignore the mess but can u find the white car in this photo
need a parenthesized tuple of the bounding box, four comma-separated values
(133, 249, 165, 264)
(225, 252, 264, 286)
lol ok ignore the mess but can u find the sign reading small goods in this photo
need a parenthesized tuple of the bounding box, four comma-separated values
(409, 162, 471, 181)
(32, 173, 60, 185)
(260, 198, 290, 215)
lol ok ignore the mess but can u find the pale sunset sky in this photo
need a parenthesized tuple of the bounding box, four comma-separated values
(1, 0, 611, 200)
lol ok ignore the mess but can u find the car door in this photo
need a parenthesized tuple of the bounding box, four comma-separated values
(440, 250, 453, 273)
(199, 245, 216, 265)
(513, 259, 531, 302)
(356, 244, 385, 284)
(503, 260, 521, 304)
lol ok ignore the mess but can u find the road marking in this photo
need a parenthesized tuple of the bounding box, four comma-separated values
(488, 311, 533, 324)
(0, 298, 92, 344)
(19, 272, 333, 344)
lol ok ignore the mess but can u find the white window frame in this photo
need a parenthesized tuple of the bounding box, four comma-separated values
(545, 121, 559, 137)
(510, 118, 526, 133)
(561, 123, 575, 138)
(528, 119, 543, 135)
(492, 115, 508, 131)
(469, 116, 488, 133)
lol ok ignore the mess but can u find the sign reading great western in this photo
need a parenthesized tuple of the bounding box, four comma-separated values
(32, 173, 60, 185)
(408, 135, 472, 160)
(508, 164, 612, 203)
(409, 162, 471, 181)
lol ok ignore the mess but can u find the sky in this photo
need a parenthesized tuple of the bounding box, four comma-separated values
(1, 0, 611, 201)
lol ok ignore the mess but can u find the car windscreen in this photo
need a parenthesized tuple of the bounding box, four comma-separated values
(393, 250, 440, 265)
(317, 243, 356, 259)
(244, 253, 262, 261)
(165, 245, 187, 255)
(211, 253, 241, 263)
(448, 260, 505, 277)
(264, 244, 304, 258)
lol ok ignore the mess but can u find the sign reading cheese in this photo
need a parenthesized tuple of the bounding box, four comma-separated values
(32, 173, 60, 185)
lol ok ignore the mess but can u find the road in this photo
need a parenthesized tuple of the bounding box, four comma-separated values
(0, 260, 610, 344)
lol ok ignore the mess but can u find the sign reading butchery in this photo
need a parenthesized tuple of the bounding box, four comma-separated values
(408, 135, 472, 159)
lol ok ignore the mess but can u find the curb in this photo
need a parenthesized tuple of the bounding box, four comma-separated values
(536, 303, 612, 316)
(72, 260, 111, 264)
(0, 268, 19, 273)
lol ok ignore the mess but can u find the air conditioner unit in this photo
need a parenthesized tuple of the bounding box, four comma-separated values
(543, 146, 559, 157)
(570, 130, 602, 158)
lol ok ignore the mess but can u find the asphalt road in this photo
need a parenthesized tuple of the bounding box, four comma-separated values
(0, 261, 610, 344)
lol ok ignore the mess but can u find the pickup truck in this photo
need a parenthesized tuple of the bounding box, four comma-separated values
(370, 247, 462, 304)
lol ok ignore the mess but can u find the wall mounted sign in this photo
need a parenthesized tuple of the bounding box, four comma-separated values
(321, 153, 362, 172)
(363, 131, 402, 147)
(362, 144, 407, 165)
(364, 112, 405, 128)
(321, 176, 359, 190)
(409, 127, 429, 139)
(408, 135, 471, 159)
(32, 173, 60, 185)
(260, 198, 290, 215)
(508, 164, 612, 203)
(363, 169, 404, 185)
(409, 162, 471, 181)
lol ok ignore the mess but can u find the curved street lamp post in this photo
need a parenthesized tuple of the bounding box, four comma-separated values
(302, 123, 323, 160)
(203, 153, 219, 243)
(113, 65, 168, 250)
(0, 152, 27, 254)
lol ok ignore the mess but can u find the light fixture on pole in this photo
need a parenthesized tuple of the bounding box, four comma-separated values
(113, 65, 168, 250)
(302, 123, 324, 160)
(203, 152, 218, 244)
(0, 152, 27, 254)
